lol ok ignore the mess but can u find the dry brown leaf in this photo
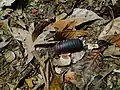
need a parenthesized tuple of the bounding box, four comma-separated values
(111, 34, 120, 47)
(98, 17, 120, 40)
(32, 20, 53, 41)
(99, 34, 120, 48)
(53, 20, 70, 31)
(53, 20, 76, 32)
(55, 30, 88, 40)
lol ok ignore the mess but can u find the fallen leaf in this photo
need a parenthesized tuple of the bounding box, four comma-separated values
(11, 27, 34, 64)
(98, 17, 120, 40)
(111, 34, 120, 47)
(67, 8, 103, 26)
(55, 67, 62, 74)
(65, 70, 76, 83)
(53, 20, 71, 31)
(16, 19, 26, 29)
(55, 30, 88, 40)
(4, 50, 15, 63)
(57, 54, 71, 66)
(25, 78, 34, 89)
(111, 0, 118, 5)
(0, 0, 15, 7)
(71, 51, 85, 63)
(32, 20, 53, 41)
(0, 39, 11, 49)
(56, 13, 67, 21)
(103, 45, 120, 56)
(50, 74, 63, 90)
(0, 19, 10, 31)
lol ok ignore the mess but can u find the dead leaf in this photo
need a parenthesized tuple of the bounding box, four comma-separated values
(98, 17, 120, 40)
(16, 19, 26, 29)
(111, 34, 120, 47)
(98, 34, 120, 48)
(111, 0, 118, 5)
(32, 20, 53, 41)
(50, 74, 63, 90)
(53, 20, 71, 31)
(67, 8, 103, 26)
(103, 45, 120, 56)
(4, 50, 15, 63)
(58, 54, 71, 66)
(56, 13, 67, 21)
(71, 51, 85, 63)
(65, 70, 76, 83)
(55, 30, 88, 40)
(11, 27, 34, 64)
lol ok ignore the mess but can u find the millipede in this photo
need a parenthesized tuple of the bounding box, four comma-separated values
(53, 39, 83, 54)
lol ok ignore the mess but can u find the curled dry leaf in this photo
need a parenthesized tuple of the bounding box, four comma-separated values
(58, 54, 71, 66)
(55, 30, 88, 40)
(55, 67, 62, 74)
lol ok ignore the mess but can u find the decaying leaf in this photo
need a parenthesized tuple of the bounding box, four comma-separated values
(50, 74, 63, 90)
(55, 30, 88, 40)
(0, 39, 11, 49)
(110, 34, 120, 47)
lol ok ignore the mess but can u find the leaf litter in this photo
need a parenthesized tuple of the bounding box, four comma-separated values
(0, 0, 120, 90)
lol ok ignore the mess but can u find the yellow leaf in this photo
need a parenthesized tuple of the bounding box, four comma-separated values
(50, 74, 63, 90)
(25, 78, 34, 89)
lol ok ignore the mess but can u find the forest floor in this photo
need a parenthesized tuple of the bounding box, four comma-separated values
(0, 0, 120, 90)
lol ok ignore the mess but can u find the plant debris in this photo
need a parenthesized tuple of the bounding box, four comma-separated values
(0, 0, 120, 90)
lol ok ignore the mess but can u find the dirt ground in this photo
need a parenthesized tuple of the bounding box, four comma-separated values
(0, 0, 120, 90)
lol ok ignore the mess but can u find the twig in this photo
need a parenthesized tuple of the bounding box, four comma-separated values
(46, 60, 50, 90)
